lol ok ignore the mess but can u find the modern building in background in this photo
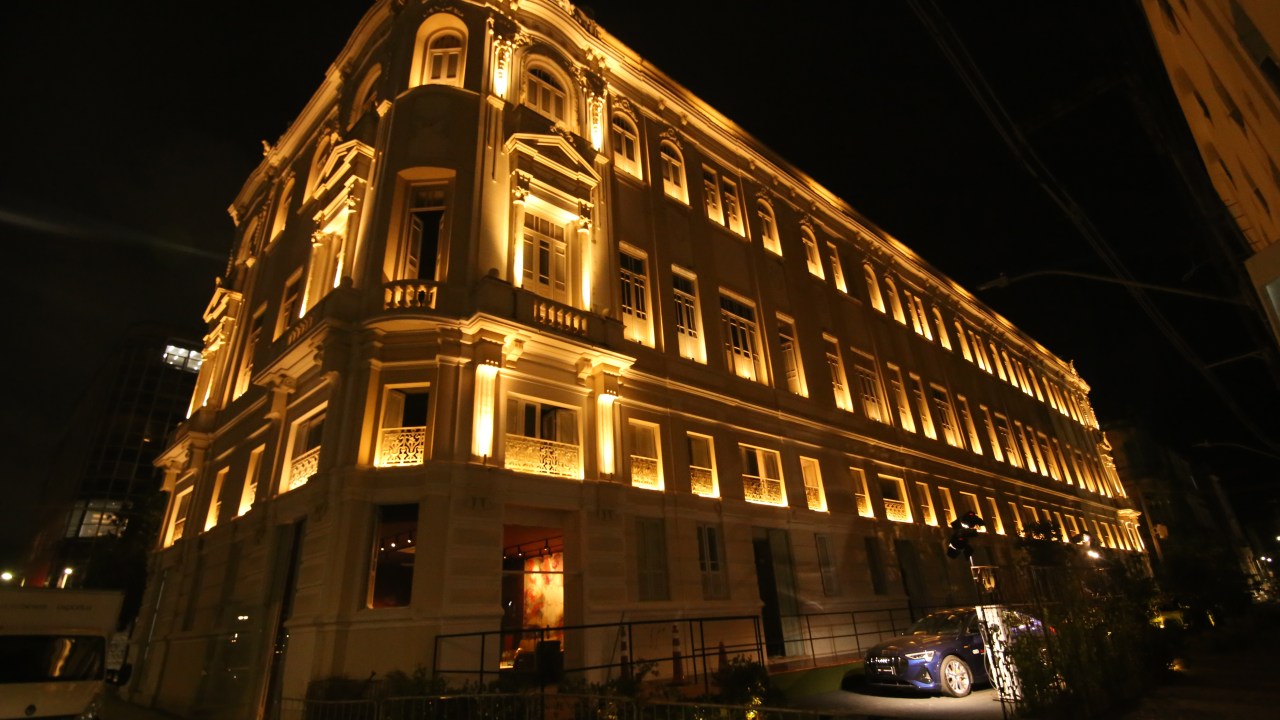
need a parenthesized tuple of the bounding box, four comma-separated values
(24, 328, 200, 603)
(1141, 0, 1280, 339)
(128, 1, 1144, 716)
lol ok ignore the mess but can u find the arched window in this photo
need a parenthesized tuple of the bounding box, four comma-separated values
(932, 307, 952, 350)
(348, 65, 382, 129)
(800, 227, 823, 278)
(271, 176, 295, 241)
(658, 141, 687, 203)
(863, 263, 885, 312)
(758, 200, 781, 254)
(525, 64, 569, 123)
(410, 14, 467, 88)
(883, 276, 906, 324)
(611, 114, 641, 178)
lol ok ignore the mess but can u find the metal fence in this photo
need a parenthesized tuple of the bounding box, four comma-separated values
(770, 605, 913, 670)
(280, 694, 852, 720)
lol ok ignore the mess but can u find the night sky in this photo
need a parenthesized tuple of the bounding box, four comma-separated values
(3, 0, 1277, 563)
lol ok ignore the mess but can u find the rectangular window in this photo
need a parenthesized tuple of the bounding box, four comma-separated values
(800, 456, 826, 511)
(777, 315, 805, 396)
(740, 444, 785, 506)
(956, 396, 982, 455)
(687, 432, 718, 497)
(1038, 432, 1062, 480)
(1008, 502, 1024, 536)
(816, 534, 839, 596)
(367, 503, 419, 608)
(866, 537, 888, 595)
(628, 419, 662, 490)
(234, 305, 265, 399)
(851, 467, 874, 518)
(696, 525, 728, 599)
(205, 468, 228, 532)
(636, 517, 670, 601)
(914, 297, 934, 340)
(986, 497, 1006, 534)
(938, 486, 957, 525)
(887, 365, 916, 432)
(721, 177, 745, 235)
(166, 487, 193, 546)
(672, 269, 705, 363)
(405, 184, 447, 281)
(993, 413, 1020, 467)
(855, 361, 887, 423)
(522, 211, 569, 303)
(702, 167, 723, 225)
(824, 335, 853, 412)
(287, 410, 326, 491)
(720, 294, 764, 382)
(916, 481, 938, 526)
(276, 271, 303, 338)
(238, 445, 264, 516)
(1014, 422, 1039, 472)
(910, 375, 935, 439)
(505, 397, 581, 479)
(879, 475, 912, 523)
(930, 386, 961, 448)
(377, 386, 430, 467)
(619, 250, 652, 345)
(981, 406, 1005, 462)
(826, 243, 848, 292)
(959, 491, 983, 531)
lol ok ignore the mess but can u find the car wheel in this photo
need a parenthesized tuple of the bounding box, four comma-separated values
(939, 655, 973, 698)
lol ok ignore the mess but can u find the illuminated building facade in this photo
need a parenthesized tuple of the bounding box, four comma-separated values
(129, 1, 1143, 716)
(1140, 0, 1280, 339)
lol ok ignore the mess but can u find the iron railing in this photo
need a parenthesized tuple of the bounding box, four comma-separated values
(280, 694, 847, 720)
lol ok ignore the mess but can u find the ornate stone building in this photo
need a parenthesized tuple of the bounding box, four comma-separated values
(129, 1, 1143, 716)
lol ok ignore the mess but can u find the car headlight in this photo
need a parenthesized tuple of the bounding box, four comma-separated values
(904, 650, 935, 661)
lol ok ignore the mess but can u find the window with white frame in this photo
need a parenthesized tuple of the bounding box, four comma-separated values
(777, 315, 806, 396)
(991, 343, 1008, 381)
(758, 200, 781, 254)
(403, 184, 448, 282)
(740, 444, 785, 506)
(628, 419, 662, 490)
(801, 226, 823, 278)
(815, 534, 840, 596)
(659, 141, 687, 202)
(234, 305, 265, 399)
(367, 504, 420, 608)
(1008, 502, 1024, 536)
(410, 15, 467, 88)
(993, 413, 1021, 467)
(826, 243, 848, 293)
(696, 524, 728, 599)
(800, 456, 827, 511)
(933, 308, 952, 349)
(720, 293, 764, 383)
(165, 487, 193, 547)
(286, 410, 325, 491)
(884, 276, 907, 324)
(850, 466, 874, 518)
(980, 406, 1005, 462)
(672, 269, 705, 362)
(377, 386, 430, 467)
(987, 497, 1006, 534)
(1015, 422, 1040, 473)
(205, 468, 228, 531)
(864, 264, 885, 312)
(956, 395, 983, 454)
(955, 321, 974, 361)
(702, 167, 723, 224)
(276, 270, 303, 339)
(929, 385, 962, 448)
(636, 517, 670, 601)
(959, 491, 983, 529)
(525, 64, 568, 123)
(687, 432, 718, 497)
(270, 176, 294, 241)
(879, 475, 912, 523)
(855, 359, 888, 423)
(611, 114, 642, 178)
(910, 375, 935, 439)
(505, 396, 581, 479)
(521, 209, 569, 304)
(238, 445, 264, 516)
(916, 482, 938, 526)
(938, 486, 957, 525)
(721, 177, 745, 235)
(886, 365, 916, 432)
(619, 249, 652, 345)
(824, 335, 853, 412)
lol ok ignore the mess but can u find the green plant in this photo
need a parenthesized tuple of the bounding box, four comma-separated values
(709, 656, 782, 708)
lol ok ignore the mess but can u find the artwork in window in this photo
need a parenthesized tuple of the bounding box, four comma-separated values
(367, 504, 419, 608)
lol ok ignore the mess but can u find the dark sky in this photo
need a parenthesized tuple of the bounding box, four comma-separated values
(3, 0, 1277, 561)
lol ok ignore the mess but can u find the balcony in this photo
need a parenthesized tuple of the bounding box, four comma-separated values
(505, 435, 581, 479)
(805, 485, 825, 511)
(378, 426, 427, 467)
(883, 498, 912, 523)
(630, 455, 660, 490)
(383, 280, 438, 310)
(689, 466, 716, 496)
(743, 474, 784, 505)
(289, 446, 321, 490)
(855, 493, 874, 518)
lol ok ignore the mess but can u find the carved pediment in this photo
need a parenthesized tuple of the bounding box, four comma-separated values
(505, 131, 601, 188)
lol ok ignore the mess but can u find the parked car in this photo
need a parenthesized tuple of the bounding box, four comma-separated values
(863, 607, 1044, 697)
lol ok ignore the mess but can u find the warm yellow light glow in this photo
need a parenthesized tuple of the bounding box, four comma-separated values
(0, 571, 12, 582)
(579, 223, 592, 310)
(472, 362, 499, 457)
(597, 393, 616, 475)
(588, 95, 605, 151)
(492, 42, 511, 98)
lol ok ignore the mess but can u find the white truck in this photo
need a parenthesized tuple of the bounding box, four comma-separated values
(0, 587, 127, 719)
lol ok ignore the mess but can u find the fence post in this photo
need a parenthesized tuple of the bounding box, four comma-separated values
(671, 623, 684, 684)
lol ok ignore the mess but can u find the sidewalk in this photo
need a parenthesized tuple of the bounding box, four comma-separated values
(1118, 645, 1280, 719)
(101, 693, 185, 720)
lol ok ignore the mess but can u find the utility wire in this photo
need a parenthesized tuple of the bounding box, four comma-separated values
(906, 0, 1279, 453)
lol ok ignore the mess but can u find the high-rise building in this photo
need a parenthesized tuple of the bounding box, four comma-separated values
(128, 2, 1144, 716)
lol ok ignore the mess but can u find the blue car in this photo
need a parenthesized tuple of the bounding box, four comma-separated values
(863, 607, 1042, 697)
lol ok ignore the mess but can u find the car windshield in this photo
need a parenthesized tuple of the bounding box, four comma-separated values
(906, 611, 971, 636)
(0, 635, 105, 683)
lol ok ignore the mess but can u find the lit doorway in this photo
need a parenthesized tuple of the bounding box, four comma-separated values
(500, 525, 564, 669)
